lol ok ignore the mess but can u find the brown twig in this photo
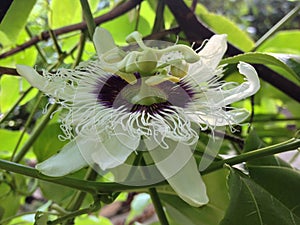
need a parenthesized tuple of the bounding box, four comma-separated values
(0, 66, 19, 76)
(0, 0, 143, 59)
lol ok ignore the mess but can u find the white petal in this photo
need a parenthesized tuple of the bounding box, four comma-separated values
(187, 35, 227, 83)
(17, 65, 47, 89)
(113, 123, 141, 150)
(93, 27, 117, 56)
(198, 34, 227, 70)
(218, 62, 260, 106)
(149, 140, 209, 207)
(88, 134, 139, 170)
(189, 108, 250, 127)
(35, 136, 88, 177)
(16, 65, 74, 100)
(187, 62, 215, 83)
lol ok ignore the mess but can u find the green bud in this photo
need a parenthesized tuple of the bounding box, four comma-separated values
(137, 50, 158, 74)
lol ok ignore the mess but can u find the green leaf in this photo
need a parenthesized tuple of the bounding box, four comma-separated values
(0, 129, 30, 156)
(102, 13, 151, 45)
(196, 5, 254, 51)
(0, 183, 21, 221)
(0, 29, 38, 64)
(75, 215, 113, 225)
(38, 180, 75, 205)
(34, 212, 49, 225)
(248, 165, 300, 217)
(49, 0, 100, 29)
(0, 31, 11, 47)
(221, 52, 300, 84)
(0, 0, 37, 45)
(160, 169, 229, 225)
(38, 169, 90, 206)
(244, 129, 292, 167)
(49, 0, 81, 29)
(0, 75, 38, 113)
(271, 53, 300, 81)
(33, 123, 66, 162)
(220, 168, 300, 225)
(257, 30, 300, 54)
(140, 1, 156, 30)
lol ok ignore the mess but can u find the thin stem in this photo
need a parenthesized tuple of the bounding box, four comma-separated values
(72, 31, 87, 68)
(1, 139, 299, 195)
(248, 117, 300, 123)
(63, 168, 98, 225)
(49, 29, 63, 55)
(134, 3, 141, 31)
(253, 4, 300, 50)
(152, 0, 165, 33)
(0, 159, 159, 193)
(80, 0, 96, 39)
(12, 103, 58, 163)
(0, 87, 33, 124)
(149, 188, 170, 225)
(204, 138, 300, 174)
(25, 26, 48, 64)
(10, 92, 43, 160)
(48, 201, 101, 225)
(140, 158, 170, 225)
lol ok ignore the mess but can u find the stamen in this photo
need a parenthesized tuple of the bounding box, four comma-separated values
(95, 74, 194, 115)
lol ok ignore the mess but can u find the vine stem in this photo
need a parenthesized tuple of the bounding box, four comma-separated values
(10, 92, 43, 161)
(0, 87, 33, 124)
(140, 157, 170, 225)
(63, 168, 98, 225)
(80, 0, 96, 39)
(253, 4, 300, 50)
(203, 138, 300, 174)
(48, 201, 101, 225)
(0, 139, 299, 193)
(12, 103, 58, 163)
(149, 188, 170, 225)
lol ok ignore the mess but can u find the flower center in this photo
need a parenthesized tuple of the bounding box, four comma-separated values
(96, 74, 194, 114)
(121, 79, 168, 106)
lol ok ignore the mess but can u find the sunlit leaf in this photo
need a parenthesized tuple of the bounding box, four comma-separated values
(196, 4, 254, 51)
(102, 12, 151, 45)
(0, 129, 30, 155)
(0, 75, 38, 113)
(221, 52, 300, 83)
(75, 215, 113, 225)
(257, 30, 300, 54)
(0, 0, 36, 45)
(140, 1, 156, 29)
(49, 0, 99, 29)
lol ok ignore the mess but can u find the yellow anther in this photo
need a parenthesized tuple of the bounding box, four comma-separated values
(116, 71, 137, 84)
(145, 74, 180, 86)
